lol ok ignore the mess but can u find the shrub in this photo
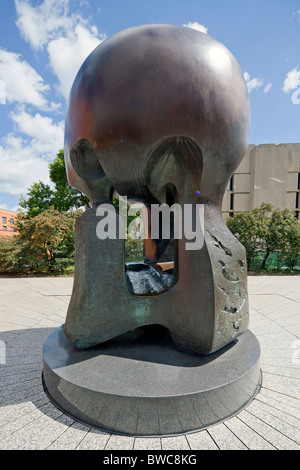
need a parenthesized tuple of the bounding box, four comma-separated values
(226, 204, 300, 272)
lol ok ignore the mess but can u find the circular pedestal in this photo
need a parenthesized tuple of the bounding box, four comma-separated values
(42, 326, 261, 437)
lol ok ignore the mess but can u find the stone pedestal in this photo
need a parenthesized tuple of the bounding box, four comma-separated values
(42, 326, 261, 436)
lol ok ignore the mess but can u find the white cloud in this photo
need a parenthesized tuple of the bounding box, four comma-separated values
(47, 23, 102, 98)
(0, 80, 6, 104)
(292, 88, 300, 105)
(0, 108, 64, 196)
(282, 67, 300, 93)
(10, 108, 64, 143)
(0, 48, 49, 107)
(243, 72, 264, 93)
(0, 0, 105, 199)
(15, 0, 105, 98)
(183, 21, 208, 34)
(291, 10, 300, 21)
(0, 135, 52, 195)
(0, 203, 19, 212)
(15, 0, 70, 50)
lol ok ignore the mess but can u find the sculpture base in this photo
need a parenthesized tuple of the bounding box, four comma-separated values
(42, 326, 261, 437)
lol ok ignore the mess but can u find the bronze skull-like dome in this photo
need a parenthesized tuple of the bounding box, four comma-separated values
(64, 24, 250, 206)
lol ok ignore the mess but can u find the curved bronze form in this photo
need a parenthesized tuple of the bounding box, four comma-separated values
(63, 24, 250, 355)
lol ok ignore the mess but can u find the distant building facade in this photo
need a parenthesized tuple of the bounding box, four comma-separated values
(0, 209, 19, 237)
(222, 143, 300, 220)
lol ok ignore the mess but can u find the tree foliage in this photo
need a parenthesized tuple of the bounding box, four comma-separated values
(227, 203, 300, 272)
(49, 150, 89, 211)
(18, 181, 54, 218)
(2, 148, 90, 275)
(0, 208, 81, 275)
(19, 149, 89, 217)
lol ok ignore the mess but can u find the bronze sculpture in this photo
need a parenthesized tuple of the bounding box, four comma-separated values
(63, 24, 250, 355)
(42, 25, 261, 435)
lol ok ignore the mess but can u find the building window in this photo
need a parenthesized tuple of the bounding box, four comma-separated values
(10, 227, 14, 231)
(2, 217, 6, 223)
(10, 218, 14, 224)
(3, 226, 7, 230)
(229, 176, 234, 217)
(296, 173, 300, 220)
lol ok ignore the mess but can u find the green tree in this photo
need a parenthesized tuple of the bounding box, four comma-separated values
(49, 149, 89, 211)
(227, 203, 300, 271)
(226, 205, 270, 268)
(0, 208, 81, 275)
(19, 181, 54, 217)
(267, 208, 300, 270)
(18, 207, 80, 273)
(0, 235, 32, 273)
(19, 149, 89, 216)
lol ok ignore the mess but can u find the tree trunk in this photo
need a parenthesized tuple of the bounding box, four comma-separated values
(262, 248, 270, 270)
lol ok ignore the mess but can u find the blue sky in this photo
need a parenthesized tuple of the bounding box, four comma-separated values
(0, 0, 299, 212)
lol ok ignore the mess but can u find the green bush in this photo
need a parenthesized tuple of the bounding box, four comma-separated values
(0, 208, 80, 275)
(226, 203, 300, 272)
(125, 236, 144, 262)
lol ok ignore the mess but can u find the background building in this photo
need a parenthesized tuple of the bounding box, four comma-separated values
(222, 143, 300, 220)
(0, 209, 19, 237)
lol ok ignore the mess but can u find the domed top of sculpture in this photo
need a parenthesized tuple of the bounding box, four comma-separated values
(64, 24, 250, 204)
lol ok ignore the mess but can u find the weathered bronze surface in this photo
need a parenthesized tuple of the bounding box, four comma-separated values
(63, 24, 251, 355)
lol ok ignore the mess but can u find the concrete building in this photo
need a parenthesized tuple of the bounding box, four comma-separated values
(222, 143, 300, 220)
(0, 209, 19, 237)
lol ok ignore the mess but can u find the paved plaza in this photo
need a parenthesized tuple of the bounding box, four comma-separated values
(0, 275, 299, 450)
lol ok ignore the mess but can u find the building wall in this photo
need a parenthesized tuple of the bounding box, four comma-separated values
(0, 209, 19, 237)
(222, 143, 300, 219)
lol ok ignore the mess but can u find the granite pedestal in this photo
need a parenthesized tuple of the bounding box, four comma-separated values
(42, 326, 261, 436)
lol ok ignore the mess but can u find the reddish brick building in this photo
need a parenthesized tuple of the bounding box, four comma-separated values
(0, 209, 19, 237)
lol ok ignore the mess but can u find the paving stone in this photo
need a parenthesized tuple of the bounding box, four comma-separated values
(261, 348, 299, 360)
(275, 314, 300, 327)
(0, 403, 59, 441)
(46, 422, 90, 450)
(15, 414, 74, 450)
(104, 434, 135, 450)
(0, 322, 26, 332)
(76, 430, 110, 450)
(224, 416, 276, 450)
(284, 324, 300, 337)
(249, 295, 283, 310)
(0, 276, 299, 450)
(0, 379, 43, 403)
(245, 400, 300, 444)
(207, 423, 247, 450)
(161, 435, 190, 450)
(134, 437, 162, 450)
(262, 373, 300, 399)
(260, 355, 300, 368)
(261, 364, 300, 380)
(0, 407, 65, 450)
(186, 430, 219, 450)
(237, 410, 300, 450)
(250, 323, 284, 336)
(258, 388, 300, 414)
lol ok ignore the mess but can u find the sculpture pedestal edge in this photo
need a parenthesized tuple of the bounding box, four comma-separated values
(42, 326, 261, 437)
